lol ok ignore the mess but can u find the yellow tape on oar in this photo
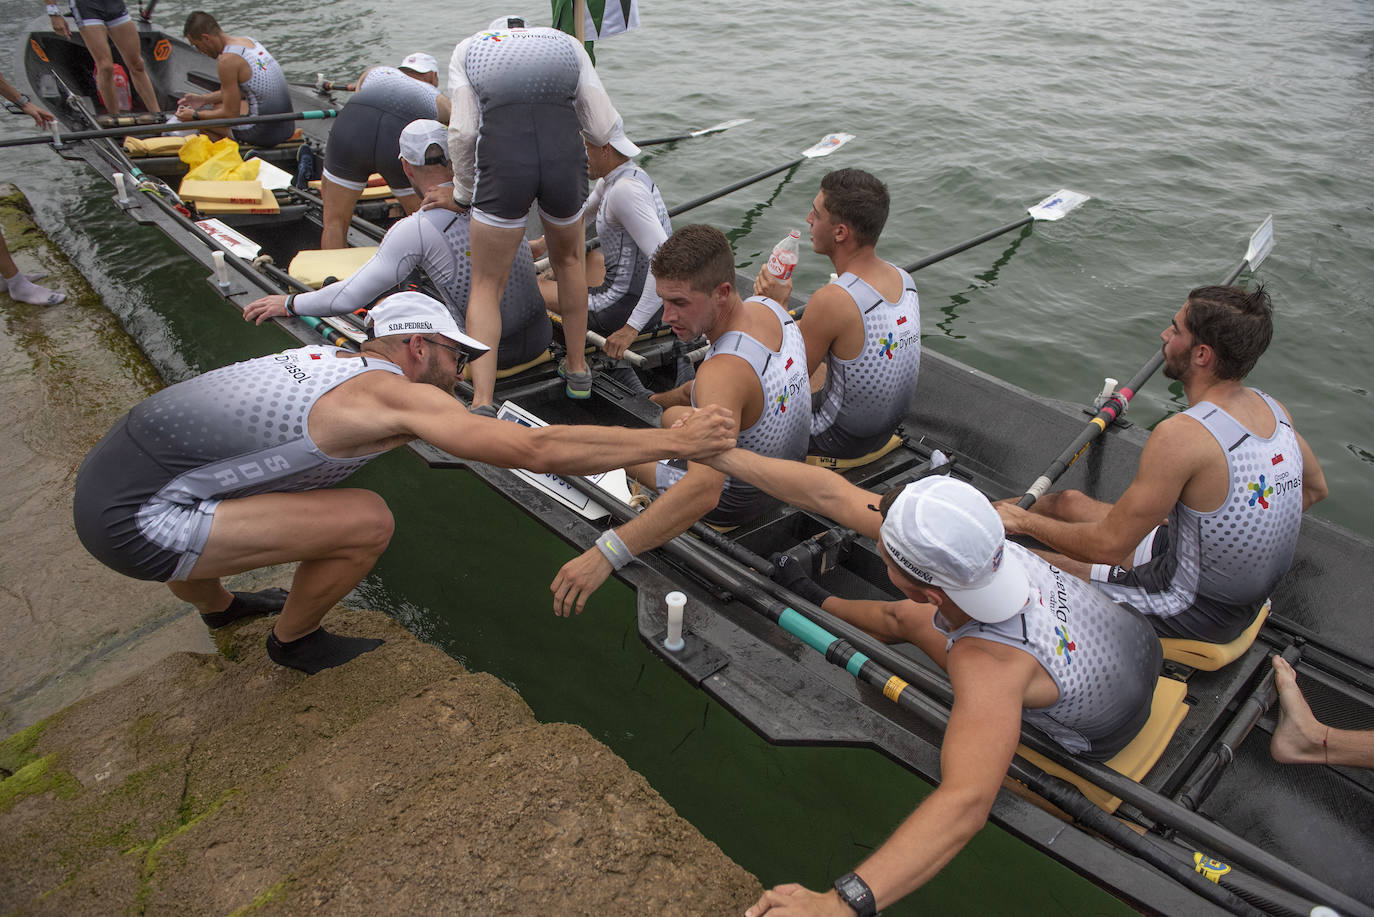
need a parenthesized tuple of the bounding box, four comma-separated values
(882, 676, 909, 702)
(286, 247, 380, 289)
(1193, 852, 1232, 883)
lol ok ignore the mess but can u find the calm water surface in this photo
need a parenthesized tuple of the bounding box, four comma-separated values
(3, 0, 1371, 912)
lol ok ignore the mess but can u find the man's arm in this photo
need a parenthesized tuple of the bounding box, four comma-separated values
(211, 53, 246, 119)
(570, 36, 618, 145)
(707, 447, 882, 540)
(748, 646, 1034, 915)
(445, 38, 479, 205)
(794, 283, 856, 376)
(608, 181, 670, 336)
(997, 416, 1204, 564)
(1273, 398, 1329, 510)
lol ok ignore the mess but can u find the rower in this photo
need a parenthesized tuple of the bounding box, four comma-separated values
(1271, 655, 1374, 768)
(244, 119, 551, 376)
(532, 119, 671, 361)
(997, 284, 1329, 644)
(73, 291, 736, 674)
(44, 0, 161, 122)
(754, 168, 921, 461)
(696, 452, 1161, 916)
(444, 15, 628, 409)
(318, 52, 453, 249)
(176, 11, 293, 147)
(550, 225, 811, 616)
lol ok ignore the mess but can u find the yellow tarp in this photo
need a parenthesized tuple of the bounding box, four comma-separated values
(178, 135, 261, 183)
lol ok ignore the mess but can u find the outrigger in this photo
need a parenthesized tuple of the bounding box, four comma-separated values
(17, 15, 1374, 916)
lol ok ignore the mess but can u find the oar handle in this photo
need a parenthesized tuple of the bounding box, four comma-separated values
(584, 330, 647, 368)
(0, 108, 339, 148)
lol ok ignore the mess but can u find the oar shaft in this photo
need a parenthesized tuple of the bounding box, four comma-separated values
(1016, 253, 1250, 509)
(0, 108, 338, 148)
(667, 158, 802, 218)
(902, 215, 1032, 273)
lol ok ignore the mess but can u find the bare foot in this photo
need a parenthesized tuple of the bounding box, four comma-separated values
(1270, 655, 1326, 764)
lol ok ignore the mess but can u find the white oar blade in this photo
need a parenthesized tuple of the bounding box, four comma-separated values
(801, 133, 856, 159)
(195, 218, 261, 259)
(690, 118, 753, 137)
(1027, 189, 1091, 221)
(1245, 214, 1275, 270)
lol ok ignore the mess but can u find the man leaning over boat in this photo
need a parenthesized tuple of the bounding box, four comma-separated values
(176, 10, 294, 147)
(72, 292, 735, 675)
(243, 120, 552, 372)
(754, 168, 922, 461)
(550, 225, 811, 616)
(698, 450, 1161, 916)
(997, 284, 1328, 644)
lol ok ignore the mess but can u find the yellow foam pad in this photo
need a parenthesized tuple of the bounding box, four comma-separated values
(286, 247, 380, 289)
(192, 187, 280, 215)
(806, 435, 904, 470)
(1017, 676, 1189, 814)
(1161, 600, 1270, 671)
(308, 176, 394, 200)
(124, 135, 191, 156)
(179, 179, 267, 204)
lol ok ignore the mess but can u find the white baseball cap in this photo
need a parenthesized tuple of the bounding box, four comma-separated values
(366, 291, 488, 357)
(398, 52, 438, 74)
(583, 117, 640, 159)
(487, 15, 525, 31)
(879, 477, 1031, 623)
(397, 119, 449, 166)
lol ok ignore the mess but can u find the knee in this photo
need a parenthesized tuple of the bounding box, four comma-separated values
(1040, 489, 1086, 517)
(95, 60, 115, 79)
(352, 492, 395, 557)
(126, 56, 148, 76)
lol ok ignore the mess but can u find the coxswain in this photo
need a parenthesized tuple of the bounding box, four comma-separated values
(753, 168, 921, 460)
(176, 11, 293, 147)
(997, 284, 1329, 643)
(73, 292, 735, 674)
(550, 225, 811, 615)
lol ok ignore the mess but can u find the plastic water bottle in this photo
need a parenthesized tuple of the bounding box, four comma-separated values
(766, 229, 801, 281)
(94, 63, 133, 112)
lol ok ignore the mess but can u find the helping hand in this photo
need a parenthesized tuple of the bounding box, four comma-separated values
(419, 184, 467, 213)
(674, 404, 736, 460)
(23, 101, 55, 129)
(745, 884, 853, 916)
(242, 294, 290, 325)
(50, 14, 71, 38)
(550, 547, 613, 617)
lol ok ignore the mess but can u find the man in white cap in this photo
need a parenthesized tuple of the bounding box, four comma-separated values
(698, 447, 1162, 917)
(532, 120, 671, 361)
(318, 52, 453, 248)
(245, 120, 551, 375)
(445, 15, 626, 409)
(73, 292, 736, 675)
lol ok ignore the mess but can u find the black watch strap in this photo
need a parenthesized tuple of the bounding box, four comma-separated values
(833, 871, 877, 917)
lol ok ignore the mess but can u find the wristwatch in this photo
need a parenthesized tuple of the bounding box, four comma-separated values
(833, 871, 878, 917)
(46, 4, 63, 15)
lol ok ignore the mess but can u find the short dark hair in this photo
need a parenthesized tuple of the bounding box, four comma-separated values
(183, 11, 221, 39)
(651, 224, 736, 294)
(819, 168, 889, 248)
(1183, 283, 1273, 380)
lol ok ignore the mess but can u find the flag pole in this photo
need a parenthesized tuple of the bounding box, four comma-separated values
(574, 0, 586, 41)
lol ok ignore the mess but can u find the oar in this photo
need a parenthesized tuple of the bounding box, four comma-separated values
(1016, 215, 1275, 508)
(634, 118, 753, 148)
(549, 464, 1365, 915)
(545, 469, 1274, 916)
(903, 189, 1091, 273)
(0, 108, 340, 148)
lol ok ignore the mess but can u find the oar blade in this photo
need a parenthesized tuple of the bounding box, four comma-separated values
(1027, 189, 1091, 221)
(800, 132, 856, 159)
(1244, 215, 1275, 271)
(689, 118, 753, 137)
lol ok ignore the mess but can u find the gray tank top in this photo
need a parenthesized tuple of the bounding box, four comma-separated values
(353, 66, 439, 117)
(695, 297, 811, 521)
(935, 543, 1162, 758)
(810, 267, 921, 457)
(463, 27, 581, 108)
(591, 165, 671, 314)
(130, 346, 401, 515)
(224, 39, 291, 117)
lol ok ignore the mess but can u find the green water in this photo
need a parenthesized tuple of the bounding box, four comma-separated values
(4, 0, 1372, 912)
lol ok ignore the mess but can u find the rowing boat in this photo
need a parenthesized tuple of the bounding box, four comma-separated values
(19, 16, 1374, 916)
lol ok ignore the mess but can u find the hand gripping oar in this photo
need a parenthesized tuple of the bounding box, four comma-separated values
(903, 189, 1091, 273)
(633, 118, 753, 148)
(1016, 215, 1275, 509)
(544, 468, 1275, 916)
(0, 108, 340, 148)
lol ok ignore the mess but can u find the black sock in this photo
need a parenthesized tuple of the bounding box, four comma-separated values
(200, 588, 290, 629)
(265, 627, 383, 674)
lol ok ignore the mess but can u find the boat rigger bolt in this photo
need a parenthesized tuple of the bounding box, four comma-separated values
(664, 591, 686, 652)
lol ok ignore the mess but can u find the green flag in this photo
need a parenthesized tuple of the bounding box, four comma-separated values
(551, 0, 640, 63)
